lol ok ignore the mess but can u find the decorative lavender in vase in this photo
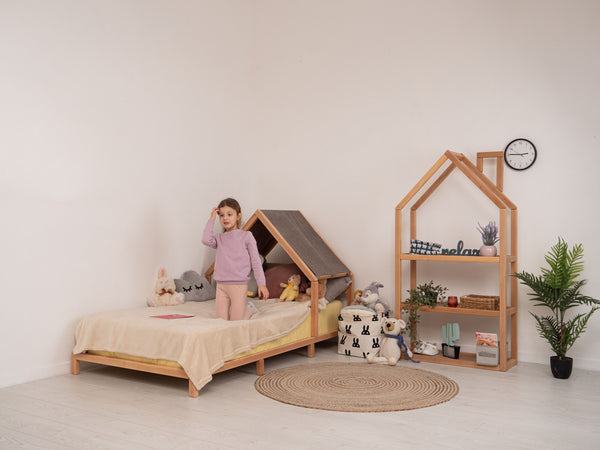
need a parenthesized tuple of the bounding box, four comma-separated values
(477, 221, 499, 256)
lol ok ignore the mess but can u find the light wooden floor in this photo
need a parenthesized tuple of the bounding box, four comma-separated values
(1, 340, 599, 449)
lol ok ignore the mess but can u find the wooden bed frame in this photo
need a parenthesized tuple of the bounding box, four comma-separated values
(71, 209, 354, 397)
(71, 287, 352, 397)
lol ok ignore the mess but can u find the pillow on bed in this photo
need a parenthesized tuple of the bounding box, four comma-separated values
(174, 271, 216, 301)
(265, 263, 309, 298)
(325, 276, 352, 301)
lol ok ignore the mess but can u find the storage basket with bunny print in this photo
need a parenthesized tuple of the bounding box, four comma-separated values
(337, 307, 385, 358)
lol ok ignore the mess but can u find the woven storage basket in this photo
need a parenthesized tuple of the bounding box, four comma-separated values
(460, 295, 499, 311)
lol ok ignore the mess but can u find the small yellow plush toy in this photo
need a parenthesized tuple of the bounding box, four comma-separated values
(279, 274, 301, 302)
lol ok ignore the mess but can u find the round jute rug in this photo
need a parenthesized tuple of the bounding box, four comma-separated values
(255, 362, 459, 412)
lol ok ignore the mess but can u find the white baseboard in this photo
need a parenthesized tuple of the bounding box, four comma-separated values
(518, 351, 600, 371)
(0, 360, 71, 389)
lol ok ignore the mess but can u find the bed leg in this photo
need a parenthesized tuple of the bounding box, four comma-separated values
(70, 353, 80, 375)
(188, 380, 199, 398)
(307, 344, 315, 358)
(256, 359, 265, 376)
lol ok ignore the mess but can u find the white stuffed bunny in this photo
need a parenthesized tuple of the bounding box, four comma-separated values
(147, 267, 185, 307)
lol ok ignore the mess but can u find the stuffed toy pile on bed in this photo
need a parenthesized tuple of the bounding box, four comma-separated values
(147, 268, 217, 307)
(262, 263, 351, 309)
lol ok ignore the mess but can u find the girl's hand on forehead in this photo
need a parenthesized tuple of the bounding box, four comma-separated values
(210, 207, 219, 221)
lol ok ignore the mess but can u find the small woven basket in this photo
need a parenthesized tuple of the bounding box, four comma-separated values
(459, 295, 499, 311)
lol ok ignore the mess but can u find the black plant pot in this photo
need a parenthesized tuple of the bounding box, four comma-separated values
(442, 343, 460, 359)
(550, 356, 573, 379)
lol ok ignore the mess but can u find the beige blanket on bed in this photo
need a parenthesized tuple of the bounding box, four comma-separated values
(73, 299, 310, 391)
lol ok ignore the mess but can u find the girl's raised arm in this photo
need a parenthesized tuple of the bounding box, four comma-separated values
(202, 209, 219, 249)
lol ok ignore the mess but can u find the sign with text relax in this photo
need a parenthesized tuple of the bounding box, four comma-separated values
(441, 240, 480, 256)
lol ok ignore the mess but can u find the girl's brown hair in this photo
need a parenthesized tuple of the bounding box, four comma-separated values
(218, 197, 242, 230)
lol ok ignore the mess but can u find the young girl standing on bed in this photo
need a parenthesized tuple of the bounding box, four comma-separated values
(202, 198, 269, 320)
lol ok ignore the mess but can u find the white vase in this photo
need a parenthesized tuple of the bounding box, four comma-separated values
(479, 245, 497, 257)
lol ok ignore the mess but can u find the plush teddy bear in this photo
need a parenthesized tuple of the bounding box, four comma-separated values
(366, 318, 418, 365)
(359, 281, 391, 315)
(147, 267, 185, 307)
(279, 274, 302, 302)
(296, 279, 328, 310)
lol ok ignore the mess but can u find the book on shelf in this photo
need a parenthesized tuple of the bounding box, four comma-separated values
(476, 332, 498, 347)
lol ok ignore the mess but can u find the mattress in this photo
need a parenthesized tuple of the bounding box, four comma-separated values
(76, 298, 342, 390)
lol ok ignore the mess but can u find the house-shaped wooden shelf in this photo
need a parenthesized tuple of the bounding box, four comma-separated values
(395, 150, 518, 371)
(206, 209, 354, 336)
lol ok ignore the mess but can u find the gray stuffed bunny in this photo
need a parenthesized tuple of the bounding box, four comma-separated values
(360, 281, 390, 315)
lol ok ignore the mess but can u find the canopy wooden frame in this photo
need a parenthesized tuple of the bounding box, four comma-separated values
(395, 150, 518, 371)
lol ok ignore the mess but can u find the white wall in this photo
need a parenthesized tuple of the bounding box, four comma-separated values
(0, 0, 256, 387)
(251, 0, 600, 369)
(1, 0, 599, 388)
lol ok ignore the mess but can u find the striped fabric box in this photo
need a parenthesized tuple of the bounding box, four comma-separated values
(410, 239, 442, 255)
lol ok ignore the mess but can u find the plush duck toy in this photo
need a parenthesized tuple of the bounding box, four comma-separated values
(279, 274, 301, 302)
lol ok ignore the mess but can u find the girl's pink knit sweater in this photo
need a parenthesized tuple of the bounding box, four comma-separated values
(202, 220, 266, 286)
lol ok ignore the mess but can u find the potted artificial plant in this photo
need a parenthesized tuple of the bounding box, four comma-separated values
(514, 237, 599, 379)
(403, 281, 448, 347)
(477, 220, 499, 257)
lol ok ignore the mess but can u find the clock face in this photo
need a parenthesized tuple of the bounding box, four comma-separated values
(504, 138, 537, 170)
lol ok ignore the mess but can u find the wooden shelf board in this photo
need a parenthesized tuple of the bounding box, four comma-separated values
(407, 351, 516, 371)
(399, 303, 518, 317)
(399, 254, 516, 263)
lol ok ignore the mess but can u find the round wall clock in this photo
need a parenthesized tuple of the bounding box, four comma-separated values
(504, 138, 537, 170)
